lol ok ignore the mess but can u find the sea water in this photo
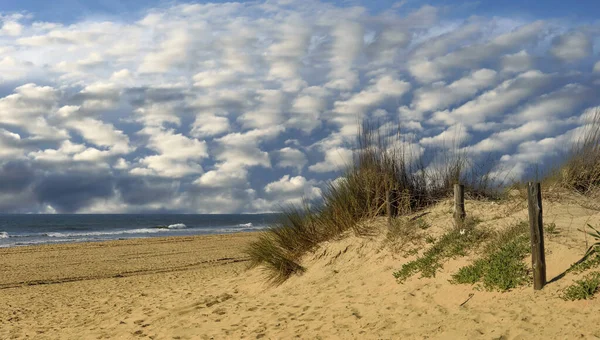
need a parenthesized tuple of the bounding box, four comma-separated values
(0, 214, 280, 248)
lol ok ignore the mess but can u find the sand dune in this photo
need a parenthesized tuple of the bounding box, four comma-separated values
(1, 197, 600, 339)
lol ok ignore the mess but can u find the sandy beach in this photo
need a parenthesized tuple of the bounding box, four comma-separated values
(2, 197, 600, 339)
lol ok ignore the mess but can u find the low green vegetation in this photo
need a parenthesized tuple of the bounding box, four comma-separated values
(451, 221, 530, 291)
(553, 223, 600, 301)
(583, 224, 600, 255)
(393, 217, 487, 282)
(561, 272, 600, 301)
(563, 224, 600, 275)
(568, 252, 600, 274)
(544, 222, 559, 235)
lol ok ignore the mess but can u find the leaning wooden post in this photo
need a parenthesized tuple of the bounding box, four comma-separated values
(453, 184, 466, 226)
(527, 182, 547, 290)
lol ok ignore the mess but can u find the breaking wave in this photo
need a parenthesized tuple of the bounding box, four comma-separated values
(46, 228, 187, 238)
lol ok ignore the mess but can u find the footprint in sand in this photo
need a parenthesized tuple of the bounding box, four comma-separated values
(205, 299, 219, 307)
(212, 308, 227, 315)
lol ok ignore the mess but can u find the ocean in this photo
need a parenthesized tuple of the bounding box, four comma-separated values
(0, 214, 280, 248)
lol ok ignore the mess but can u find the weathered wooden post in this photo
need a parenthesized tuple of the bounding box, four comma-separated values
(454, 184, 466, 226)
(387, 188, 398, 224)
(527, 182, 547, 290)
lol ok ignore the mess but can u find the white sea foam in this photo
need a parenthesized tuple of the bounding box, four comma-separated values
(46, 228, 186, 238)
(219, 225, 267, 233)
(13, 238, 99, 246)
(167, 223, 187, 229)
(0, 231, 8, 239)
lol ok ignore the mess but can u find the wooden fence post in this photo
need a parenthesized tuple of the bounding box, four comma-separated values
(527, 182, 547, 290)
(454, 184, 465, 226)
(387, 189, 398, 224)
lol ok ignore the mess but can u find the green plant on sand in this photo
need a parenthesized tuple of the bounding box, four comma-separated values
(451, 221, 530, 291)
(561, 272, 600, 301)
(562, 224, 600, 277)
(393, 217, 487, 282)
(583, 224, 600, 256)
(545, 222, 559, 235)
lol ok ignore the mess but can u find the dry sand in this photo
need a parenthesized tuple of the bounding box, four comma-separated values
(2, 196, 600, 339)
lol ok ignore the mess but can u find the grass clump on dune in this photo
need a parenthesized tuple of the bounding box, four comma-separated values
(246, 206, 319, 284)
(548, 109, 600, 193)
(246, 231, 307, 284)
(247, 122, 504, 284)
(385, 217, 427, 255)
(451, 221, 530, 291)
(247, 123, 431, 283)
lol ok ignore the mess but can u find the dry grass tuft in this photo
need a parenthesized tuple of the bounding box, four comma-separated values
(552, 109, 600, 193)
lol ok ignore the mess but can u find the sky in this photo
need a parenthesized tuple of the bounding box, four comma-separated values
(0, 0, 599, 214)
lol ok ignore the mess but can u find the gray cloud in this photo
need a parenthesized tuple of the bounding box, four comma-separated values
(116, 176, 179, 206)
(550, 31, 593, 62)
(0, 161, 35, 193)
(33, 172, 115, 213)
(0, 1, 598, 213)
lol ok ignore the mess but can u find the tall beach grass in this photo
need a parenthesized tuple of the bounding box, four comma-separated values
(246, 122, 504, 283)
(546, 109, 600, 193)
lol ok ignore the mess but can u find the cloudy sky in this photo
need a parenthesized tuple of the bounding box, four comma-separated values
(0, 0, 599, 213)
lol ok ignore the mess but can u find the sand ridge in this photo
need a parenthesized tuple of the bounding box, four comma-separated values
(1, 197, 600, 339)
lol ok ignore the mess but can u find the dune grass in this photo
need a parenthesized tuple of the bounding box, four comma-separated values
(246, 122, 505, 284)
(245, 206, 318, 284)
(246, 124, 434, 283)
(385, 217, 426, 255)
(546, 109, 600, 193)
(537, 109, 600, 299)
(247, 110, 600, 286)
